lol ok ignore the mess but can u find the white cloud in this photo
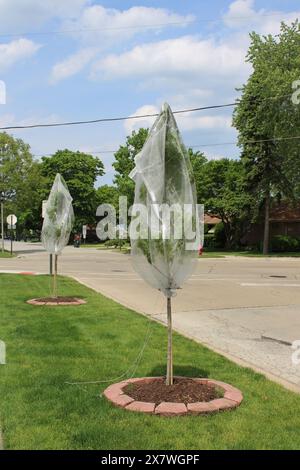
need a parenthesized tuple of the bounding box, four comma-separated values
(223, 0, 300, 35)
(0, 38, 40, 72)
(124, 104, 232, 135)
(50, 47, 97, 83)
(61, 5, 194, 45)
(223, 0, 259, 27)
(51, 1, 300, 85)
(92, 36, 248, 81)
(124, 105, 159, 134)
(50, 5, 194, 82)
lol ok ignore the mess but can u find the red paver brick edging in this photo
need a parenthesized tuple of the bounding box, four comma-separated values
(103, 377, 243, 417)
(27, 298, 86, 306)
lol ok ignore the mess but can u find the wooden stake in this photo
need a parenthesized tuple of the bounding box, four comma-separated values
(166, 296, 173, 385)
(53, 254, 58, 298)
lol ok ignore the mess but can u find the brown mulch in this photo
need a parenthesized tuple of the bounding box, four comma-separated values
(124, 378, 223, 405)
(35, 296, 81, 303)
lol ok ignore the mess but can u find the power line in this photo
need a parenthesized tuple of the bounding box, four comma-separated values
(33, 134, 300, 158)
(0, 21, 195, 39)
(0, 92, 294, 131)
(191, 135, 300, 148)
(0, 12, 296, 39)
(0, 103, 236, 130)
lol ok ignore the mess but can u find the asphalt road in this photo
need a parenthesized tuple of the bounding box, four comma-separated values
(1, 241, 300, 392)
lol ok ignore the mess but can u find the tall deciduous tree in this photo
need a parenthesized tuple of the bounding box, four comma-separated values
(95, 185, 119, 210)
(0, 132, 43, 235)
(41, 150, 104, 229)
(233, 21, 300, 254)
(113, 128, 148, 207)
(194, 158, 252, 249)
(188, 149, 207, 200)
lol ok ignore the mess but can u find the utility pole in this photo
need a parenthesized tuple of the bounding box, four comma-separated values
(1, 143, 9, 253)
(10, 214, 13, 255)
(49, 254, 53, 276)
(1, 201, 4, 253)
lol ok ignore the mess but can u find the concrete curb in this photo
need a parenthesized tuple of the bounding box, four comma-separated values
(27, 298, 86, 306)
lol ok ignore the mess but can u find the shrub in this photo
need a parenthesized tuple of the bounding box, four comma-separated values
(213, 222, 226, 249)
(204, 233, 215, 249)
(104, 239, 118, 247)
(104, 239, 128, 248)
(271, 235, 299, 252)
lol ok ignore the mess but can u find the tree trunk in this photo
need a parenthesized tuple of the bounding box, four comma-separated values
(166, 296, 173, 386)
(224, 229, 231, 250)
(263, 192, 270, 255)
(223, 220, 232, 250)
(53, 254, 58, 298)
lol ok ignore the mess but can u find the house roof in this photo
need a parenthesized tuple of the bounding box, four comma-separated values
(204, 214, 222, 225)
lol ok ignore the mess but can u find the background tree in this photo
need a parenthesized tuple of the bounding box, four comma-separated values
(41, 150, 104, 230)
(188, 149, 207, 201)
(0, 132, 43, 237)
(233, 21, 300, 254)
(15, 161, 46, 235)
(196, 159, 252, 248)
(95, 184, 119, 210)
(113, 128, 148, 207)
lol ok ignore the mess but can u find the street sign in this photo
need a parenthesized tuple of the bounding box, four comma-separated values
(6, 214, 16, 255)
(82, 225, 87, 239)
(42, 200, 48, 218)
(6, 214, 17, 225)
(7, 224, 16, 230)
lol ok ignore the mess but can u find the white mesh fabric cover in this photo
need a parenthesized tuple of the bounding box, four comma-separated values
(41, 173, 74, 255)
(129, 103, 201, 297)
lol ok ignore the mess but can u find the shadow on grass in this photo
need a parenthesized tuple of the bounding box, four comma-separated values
(148, 364, 209, 378)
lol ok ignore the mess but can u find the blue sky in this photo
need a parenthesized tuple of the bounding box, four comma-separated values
(0, 0, 299, 186)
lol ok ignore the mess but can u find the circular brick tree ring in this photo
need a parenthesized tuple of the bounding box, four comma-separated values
(103, 377, 243, 416)
(27, 297, 86, 306)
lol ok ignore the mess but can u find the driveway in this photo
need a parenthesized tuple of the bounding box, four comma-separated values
(1, 241, 300, 392)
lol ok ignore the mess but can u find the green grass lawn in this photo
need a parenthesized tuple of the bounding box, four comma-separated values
(0, 274, 300, 450)
(80, 243, 130, 253)
(202, 250, 300, 258)
(80, 243, 105, 248)
(0, 250, 15, 258)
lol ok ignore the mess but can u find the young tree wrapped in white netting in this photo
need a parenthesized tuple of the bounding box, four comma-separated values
(42, 173, 74, 297)
(129, 103, 202, 385)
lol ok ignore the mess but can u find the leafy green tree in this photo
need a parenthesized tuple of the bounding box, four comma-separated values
(15, 161, 46, 234)
(188, 149, 207, 201)
(95, 184, 119, 210)
(113, 128, 148, 207)
(233, 21, 300, 254)
(195, 158, 252, 249)
(0, 132, 43, 236)
(41, 150, 104, 229)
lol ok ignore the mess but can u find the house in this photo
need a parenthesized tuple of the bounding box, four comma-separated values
(204, 213, 222, 233)
(242, 202, 300, 246)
